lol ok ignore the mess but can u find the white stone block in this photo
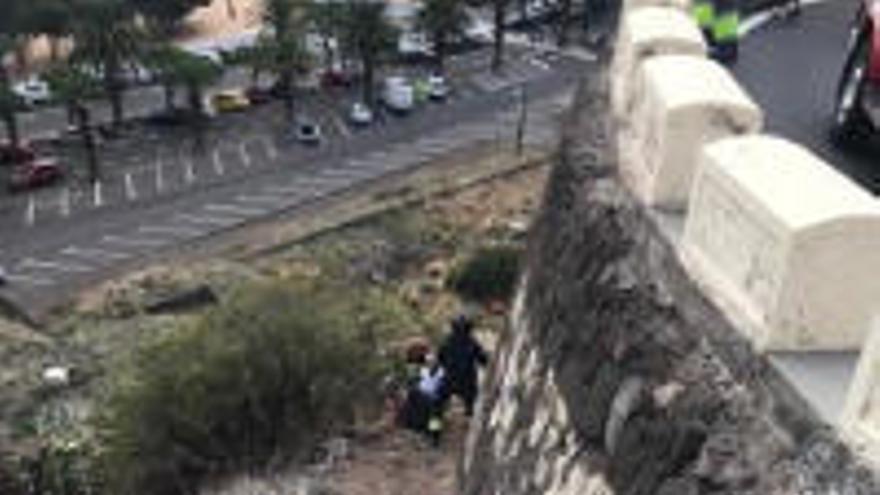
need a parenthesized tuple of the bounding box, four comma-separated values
(681, 135, 880, 351)
(842, 321, 880, 466)
(611, 7, 706, 119)
(621, 55, 762, 210)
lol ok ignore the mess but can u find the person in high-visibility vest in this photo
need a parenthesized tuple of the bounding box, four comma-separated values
(712, 0, 740, 64)
(692, 0, 716, 46)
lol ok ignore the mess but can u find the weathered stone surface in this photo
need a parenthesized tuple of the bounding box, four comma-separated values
(843, 321, 880, 465)
(682, 135, 880, 350)
(459, 21, 879, 495)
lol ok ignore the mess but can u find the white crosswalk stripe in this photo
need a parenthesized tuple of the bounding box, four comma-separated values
(204, 203, 267, 216)
(4, 273, 54, 286)
(20, 257, 92, 274)
(176, 213, 241, 227)
(61, 246, 131, 261)
(102, 234, 169, 248)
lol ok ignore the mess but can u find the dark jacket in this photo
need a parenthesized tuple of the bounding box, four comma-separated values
(438, 322, 488, 393)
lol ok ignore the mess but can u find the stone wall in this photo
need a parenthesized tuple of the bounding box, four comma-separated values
(458, 38, 880, 495)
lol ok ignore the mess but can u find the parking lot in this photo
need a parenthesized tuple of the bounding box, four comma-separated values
(0, 46, 567, 234)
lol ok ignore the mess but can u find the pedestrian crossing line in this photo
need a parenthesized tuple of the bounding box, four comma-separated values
(61, 246, 131, 261)
(4, 273, 54, 287)
(204, 203, 267, 216)
(317, 167, 374, 179)
(138, 225, 205, 237)
(20, 257, 92, 274)
(345, 158, 376, 169)
(235, 194, 288, 205)
(262, 185, 307, 195)
(176, 213, 241, 227)
(102, 234, 169, 248)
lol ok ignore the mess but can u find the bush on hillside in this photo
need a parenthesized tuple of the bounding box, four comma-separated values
(447, 246, 522, 305)
(94, 280, 396, 495)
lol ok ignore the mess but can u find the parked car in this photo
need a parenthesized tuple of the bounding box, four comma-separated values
(13, 76, 52, 107)
(321, 68, 355, 89)
(427, 75, 451, 100)
(8, 159, 63, 193)
(832, 0, 880, 144)
(383, 76, 415, 113)
(211, 89, 251, 113)
(0, 265, 6, 286)
(0, 143, 36, 166)
(294, 117, 323, 145)
(244, 86, 274, 105)
(349, 102, 374, 126)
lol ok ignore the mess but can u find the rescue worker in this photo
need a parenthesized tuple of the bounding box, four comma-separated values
(712, 0, 741, 64)
(692, 0, 716, 46)
(692, 0, 740, 65)
(438, 315, 488, 417)
(397, 352, 446, 446)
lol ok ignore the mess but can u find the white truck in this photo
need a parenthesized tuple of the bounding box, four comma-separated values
(383, 76, 415, 113)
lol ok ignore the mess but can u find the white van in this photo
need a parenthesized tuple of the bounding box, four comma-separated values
(383, 76, 415, 113)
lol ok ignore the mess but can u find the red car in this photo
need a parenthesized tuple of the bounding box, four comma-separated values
(0, 143, 36, 166)
(8, 159, 63, 193)
(832, 0, 880, 143)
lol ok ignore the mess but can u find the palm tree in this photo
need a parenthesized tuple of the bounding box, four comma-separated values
(149, 46, 223, 117)
(339, 0, 397, 106)
(0, 0, 24, 146)
(262, 0, 312, 119)
(45, 65, 102, 182)
(418, 0, 469, 73)
(70, 0, 144, 128)
(308, 1, 344, 73)
(491, 0, 511, 72)
(556, 0, 573, 47)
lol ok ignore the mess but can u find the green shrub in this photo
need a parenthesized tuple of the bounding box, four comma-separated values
(94, 280, 392, 495)
(448, 246, 522, 304)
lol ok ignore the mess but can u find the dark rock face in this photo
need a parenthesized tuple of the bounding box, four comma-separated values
(458, 31, 879, 495)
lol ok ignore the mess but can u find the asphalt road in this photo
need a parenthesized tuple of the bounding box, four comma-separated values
(732, 0, 880, 193)
(0, 44, 590, 315)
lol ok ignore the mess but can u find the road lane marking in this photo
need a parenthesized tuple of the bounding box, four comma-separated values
(60, 187, 70, 218)
(25, 196, 35, 227)
(138, 225, 205, 237)
(262, 137, 279, 160)
(263, 185, 306, 195)
(176, 213, 241, 227)
(346, 158, 376, 169)
(3, 273, 54, 286)
(204, 203, 267, 216)
(329, 113, 352, 139)
(155, 157, 165, 192)
(61, 245, 131, 260)
(102, 234, 168, 248)
(125, 173, 137, 201)
(236, 194, 287, 205)
(317, 168, 373, 179)
(20, 257, 92, 273)
(239, 142, 252, 168)
(185, 158, 196, 183)
(212, 149, 225, 175)
(93, 180, 103, 207)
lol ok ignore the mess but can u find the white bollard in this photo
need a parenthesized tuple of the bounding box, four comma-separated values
(680, 135, 880, 351)
(620, 55, 762, 210)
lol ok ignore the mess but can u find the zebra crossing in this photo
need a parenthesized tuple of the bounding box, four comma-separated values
(0, 92, 570, 293)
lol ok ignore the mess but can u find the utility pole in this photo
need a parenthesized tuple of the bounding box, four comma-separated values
(515, 84, 528, 156)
